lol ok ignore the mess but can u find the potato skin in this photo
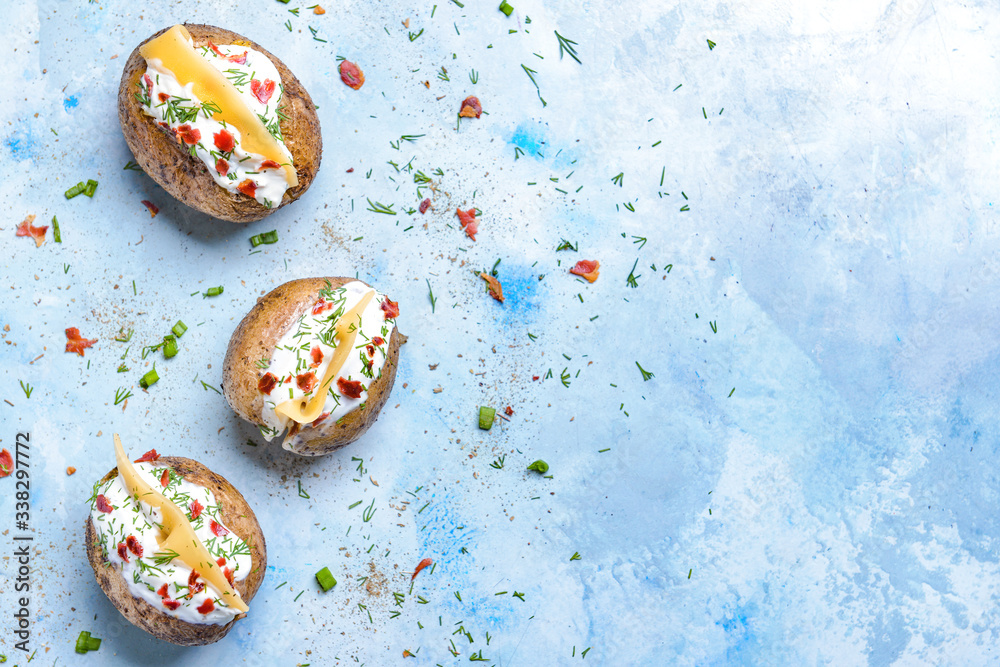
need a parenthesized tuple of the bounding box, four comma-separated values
(223, 278, 406, 456)
(118, 24, 321, 222)
(84, 457, 266, 646)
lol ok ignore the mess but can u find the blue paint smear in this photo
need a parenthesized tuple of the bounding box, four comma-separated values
(64, 95, 79, 111)
(494, 263, 543, 328)
(6, 126, 39, 162)
(508, 122, 545, 158)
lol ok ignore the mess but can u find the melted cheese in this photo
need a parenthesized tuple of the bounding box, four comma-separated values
(139, 25, 297, 187)
(113, 434, 249, 613)
(275, 289, 375, 424)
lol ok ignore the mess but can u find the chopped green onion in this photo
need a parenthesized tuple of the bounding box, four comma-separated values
(171, 320, 187, 337)
(499, 0, 514, 16)
(75, 631, 101, 654)
(163, 335, 178, 359)
(316, 567, 337, 592)
(527, 459, 549, 474)
(249, 230, 279, 247)
(52, 215, 61, 243)
(478, 406, 496, 430)
(84, 179, 99, 197)
(204, 286, 224, 298)
(140, 366, 159, 389)
(65, 182, 86, 199)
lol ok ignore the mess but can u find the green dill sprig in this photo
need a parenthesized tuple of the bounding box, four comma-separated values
(626, 259, 641, 288)
(636, 361, 654, 381)
(611, 172, 624, 187)
(366, 199, 397, 215)
(554, 31, 581, 63)
(114, 387, 133, 405)
(19, 380, 32, 398)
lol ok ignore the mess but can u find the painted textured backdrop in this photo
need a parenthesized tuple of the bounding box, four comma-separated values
(2, 0, 1000, 664)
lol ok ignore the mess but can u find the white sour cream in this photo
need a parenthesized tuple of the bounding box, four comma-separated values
(89, 460, 252, 625)
(137, 39, 293, 208)
(257, 281, 398, 451)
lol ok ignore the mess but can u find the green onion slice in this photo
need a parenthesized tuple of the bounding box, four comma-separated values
(316, 567, 337, 592)
(478, 406, 496, 430)
(527, 459, 549, 474)
(140, 367, 159, 389)
(172, 320, 187, 337)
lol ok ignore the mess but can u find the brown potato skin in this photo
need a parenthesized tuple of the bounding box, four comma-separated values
(223, 278, 406, 456)
(84, 457, 267, 646)
(118, 24, 321, 222)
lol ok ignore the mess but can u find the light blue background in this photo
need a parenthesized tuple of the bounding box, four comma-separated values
(2, 0, 999, 664)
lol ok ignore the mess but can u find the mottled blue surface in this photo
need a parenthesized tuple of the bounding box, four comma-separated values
(2, 0, 1000, 665)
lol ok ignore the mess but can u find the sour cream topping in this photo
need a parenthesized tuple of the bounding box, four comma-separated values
(137, 38, 293, 208)
(89, 461, 252, 625)
(257, 281, 398, 450)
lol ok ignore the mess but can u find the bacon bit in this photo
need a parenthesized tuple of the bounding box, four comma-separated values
(217, 557, 227, 567)
(310, 346, 324, 368)
(297, 372, 318, 393)
(210, 520, 230, 537)
(159, 121, 170, 130)
(365, 344, 375, 357)
(479, 272, 505, 303)
(157, 92, 170, 103)
(65, 327, 97, 357)
(96, 494, 114, 513)
(250, 78, 276, 104)
(312, 298, 334, 315)
(163, 599, 181, 610)
(188, 570, 202, 588)
(224, 567, 235, 586)
(143, 74, 153, 90)
(237, 179, 257, 199)
(260, 159, 282, 170)
(314, 4, 326, 14)
(372, 336, 385, 346)
(134, 449, 160, 463)
(505, 406, 514, 416)
(140, 200, 159, 217)
(126, 535, 143, 557)
(117, 543, 130, 563)
(0, 449, 12, 478)
(337, 376, 363, 399)
(215, 158, 229, 176)
(380, 298, 400, 320)
(411, 557, 433, 580)
(66, 466, 76, 476)
(160, 469, 170, 487)
(227, 51, 248, 65)
(532, 375, 540, 381)
(258, 372, 278, 395)
(175, 123, 201, 145)
(569, 259, 601, 283)
(16, 214, 48, 248)
(403, 650, 415, 658)
(419, 198, 431, 214)
(339, 60, 365, 90)
(459, 96, 483, 118)
(213, 129, 235, 153)
(157, 583, 170, 598)
(189, 499, 204, 520)
(456, 208, 478, 241)
(206, 40, 226, 58)
(311, 411, 331, 427)
(197, 598, 215, 614)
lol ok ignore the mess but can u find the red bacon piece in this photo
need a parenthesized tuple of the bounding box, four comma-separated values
(456, 208, 478, 241)
(365, 344, 375, 358)
(459, 96, 482, 119)
(16, 214, 47, 248)
(216, 557, 227, 567)
(163, 599, 181, 610)
(0, 448, 12, 477)
(143, 74, 153, 90)
(380, 298, 400, 320)
(96, 494, 114, 514)
(141, 200, 159, 217)
(65, 328, 97, 356)
(134, 449, 160, 463)
(372, 336, 385, 346)
(569, 259, 600, 283)
(215, 158, 229, 176)
(310, 346, 324, 368)
(224, 567, 235, 586)
(213, 129, 235, 153)
(206, 40, 225, 58)
(197, 598, 215, 614)
(237, 179, 257, 199)
(412, 557, 433, 580)
(297, 372, 318, 393)
(339, 60, 365, 90)
(157, 92, 170, 103)
(126, 535, 143, 557)
(419, 198, 431, 214)
(210, 520, 230, 537)
(250, 78, 276, 104)
(260, 159, 281, 170)
(117, 543, 130, 563)
(337, 377, 363, 399)
(227, 51, 248, 64)
(157, 583, 169, 598)
(479, 272, 505, 303)
(505, 406, 514, 416)
(175, 123, 201, 145)
(189, 499, 204, 520)
(311, 412, 331, 427)
(258, 372, 278, 395)
(160, 470, 170, 487)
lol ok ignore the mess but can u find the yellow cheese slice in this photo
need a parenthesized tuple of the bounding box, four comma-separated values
(275, 289, 375, 424)
(112, 434, 249, 613)
(139, 25, 298, 187)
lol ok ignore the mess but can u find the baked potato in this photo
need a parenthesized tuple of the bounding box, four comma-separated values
(118, 23, 321, 222)
(223, 277, 406, 456)
(85, 441, 266, 646)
